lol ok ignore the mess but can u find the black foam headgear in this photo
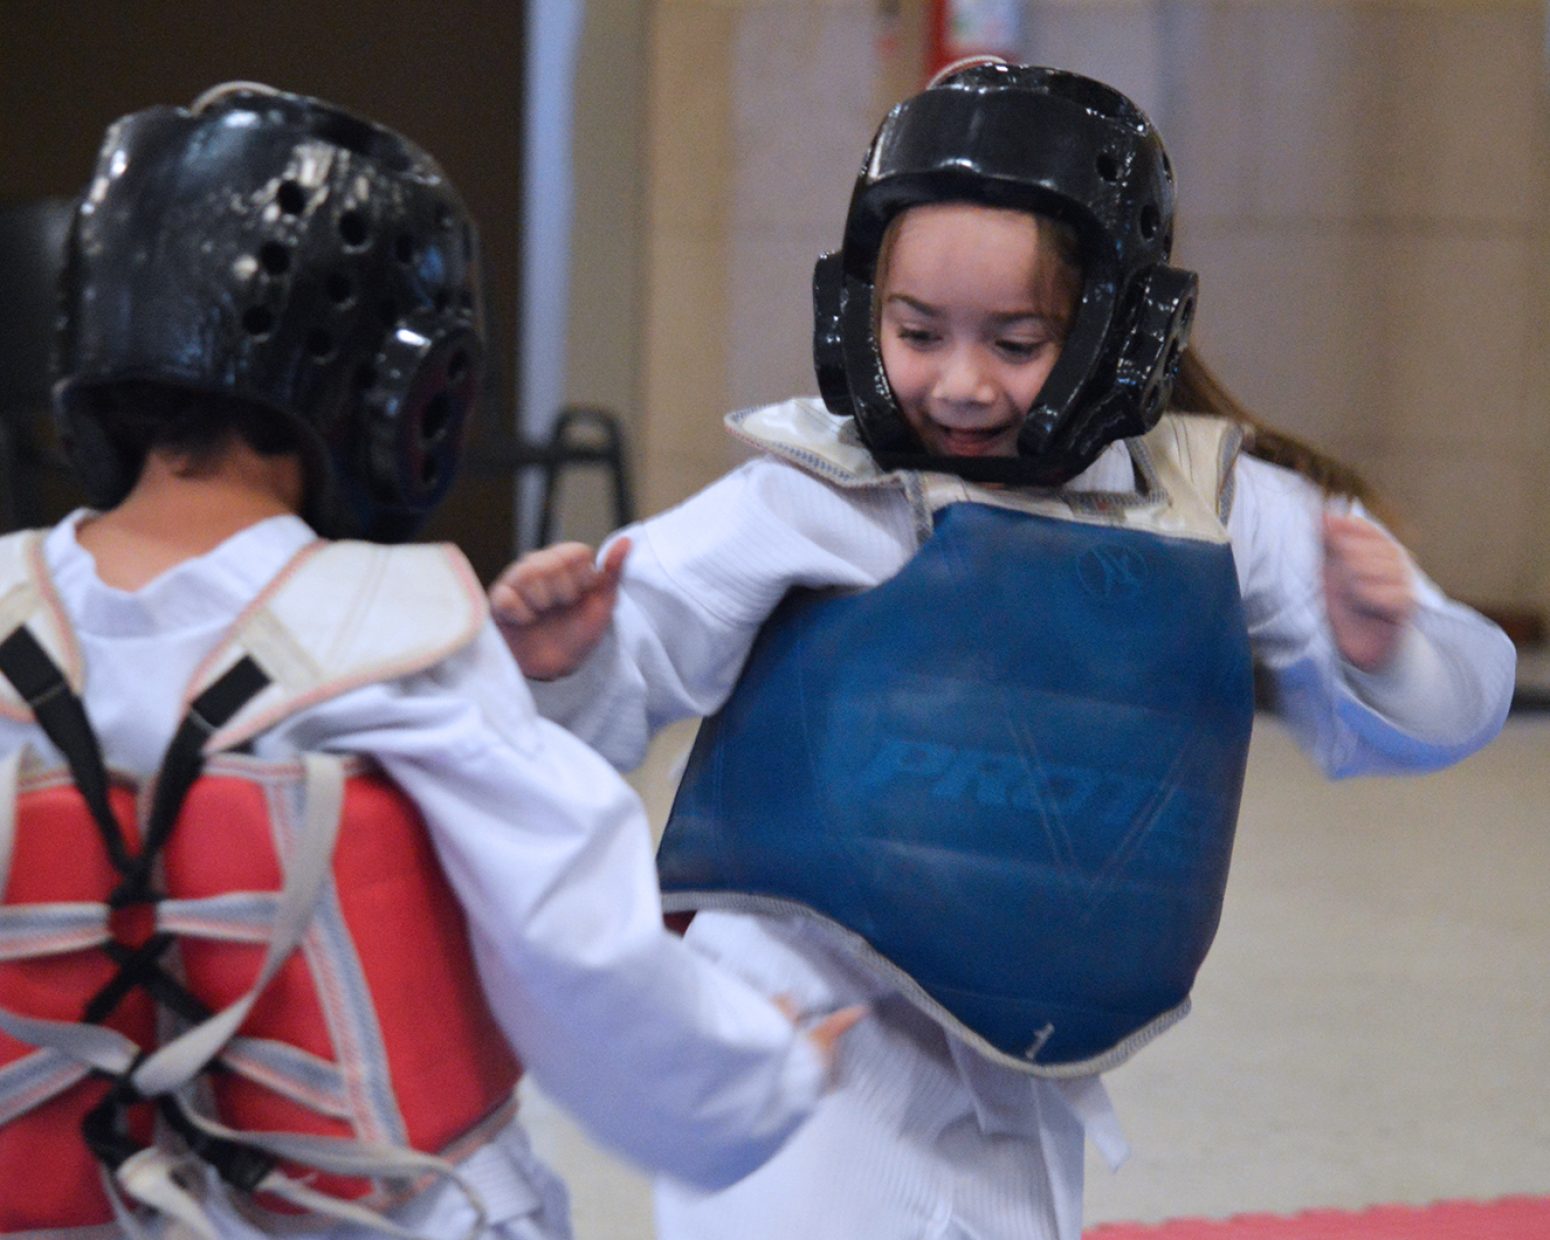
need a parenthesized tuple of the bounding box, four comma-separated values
(54, 82, 486, 541)
(813, 63, 1197, 486)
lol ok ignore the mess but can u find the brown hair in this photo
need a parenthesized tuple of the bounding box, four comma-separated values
(1170, 348, 1386, 514)
(79, 380, 302, 471)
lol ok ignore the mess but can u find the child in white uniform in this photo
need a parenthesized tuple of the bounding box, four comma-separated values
(0, 84, 855, 1240)
(493, 64, 1515, 1239)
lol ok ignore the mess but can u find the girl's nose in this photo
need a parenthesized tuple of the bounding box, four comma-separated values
(932, 347, 993, 406)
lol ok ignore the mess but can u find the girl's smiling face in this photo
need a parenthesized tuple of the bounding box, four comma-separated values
(876, 203, 1081, 459)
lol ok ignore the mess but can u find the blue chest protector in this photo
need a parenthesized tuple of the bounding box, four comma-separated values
(658, 501, 1255, 1075)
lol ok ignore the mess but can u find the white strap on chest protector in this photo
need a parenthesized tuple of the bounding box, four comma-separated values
(182, 538, 488, 754)
(0, 531, 85, 723)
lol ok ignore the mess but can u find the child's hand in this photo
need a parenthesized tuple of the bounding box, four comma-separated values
(805, 1005, 868, 1073)
(1321, 513, 1416, 672)
(773, 995, 867, 1079)
(490, 538, 632, 681)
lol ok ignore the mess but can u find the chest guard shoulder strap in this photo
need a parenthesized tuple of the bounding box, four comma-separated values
(658, 417, 1254, 1078)
(725, 398, 896, 490)
(1135, 412, 1244, 528)
(186, 538, 488, 754)
(0, 531, 85, 723)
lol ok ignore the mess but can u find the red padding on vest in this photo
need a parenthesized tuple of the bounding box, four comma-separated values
(664, 910, 696, 937)
(329, 774, 520, 1154)
(2, 769, 519, 1224)
(164, 771, 519, 1209)
(166, 774, 357, 1207)
(0, 782, 154, 1231)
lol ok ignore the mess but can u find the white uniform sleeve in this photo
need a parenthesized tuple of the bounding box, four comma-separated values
(531, 457, 916, 770)
(537, 446, 1514, 784)
(1228, 453, 1515, 776)
(280, 622, 825, 1189)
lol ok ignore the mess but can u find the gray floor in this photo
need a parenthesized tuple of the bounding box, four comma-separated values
(524, 714, 1550, 1237)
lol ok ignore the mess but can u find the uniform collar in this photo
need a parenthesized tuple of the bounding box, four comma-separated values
(47, 509, 318, 637)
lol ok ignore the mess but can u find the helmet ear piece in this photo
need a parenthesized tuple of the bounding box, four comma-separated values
(1109, 265, 1197, 438)
(1021, 262, 1197, 464)
(812, 252, 853, 420)
(361, 321, 483, 517)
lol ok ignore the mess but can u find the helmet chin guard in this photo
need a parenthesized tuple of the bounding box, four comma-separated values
(54, 83, 487, 541)
(813, 63, 1197, 486)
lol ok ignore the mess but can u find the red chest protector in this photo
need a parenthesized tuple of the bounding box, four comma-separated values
(0, 532, 520, 1236)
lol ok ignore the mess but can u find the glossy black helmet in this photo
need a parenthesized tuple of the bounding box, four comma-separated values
(54, 82, 485, 541)
(813, 62, 1196, 485)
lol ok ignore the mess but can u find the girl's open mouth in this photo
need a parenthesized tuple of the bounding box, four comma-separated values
(929, 421, 1017, 456)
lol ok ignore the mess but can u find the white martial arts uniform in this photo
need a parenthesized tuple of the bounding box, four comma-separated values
(0, 511, 828, 1240)
(532, 399, 1516, 1240)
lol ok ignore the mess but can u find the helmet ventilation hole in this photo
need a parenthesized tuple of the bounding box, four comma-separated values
(394, 233, 416, 264)
(276, 180, 308, 215)
(326, 271, 356, 305)
(242, 306, 276, 337)
(259, 241, 291, 275)
(306, 328, 337, 361)
(338, 210, 370, 248)
(447, 349, 469, 383)
(1139, 204, 1160, 240)
(1095, 152, 1121, 182)
(421, 391, 453, 442)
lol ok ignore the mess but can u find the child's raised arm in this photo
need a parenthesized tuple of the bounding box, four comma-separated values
(490, 537, 631, 680)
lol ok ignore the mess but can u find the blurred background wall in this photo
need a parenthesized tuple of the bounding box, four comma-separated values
(2, 0, 1546, 635)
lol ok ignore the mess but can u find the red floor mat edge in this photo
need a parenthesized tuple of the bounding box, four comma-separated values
(1086, 1195, 1550, 1239)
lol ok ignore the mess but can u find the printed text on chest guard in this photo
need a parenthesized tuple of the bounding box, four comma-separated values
(858, 736, 1182, 832)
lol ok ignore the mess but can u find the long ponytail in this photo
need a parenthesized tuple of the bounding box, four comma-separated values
(1170, 348, 1388, 517)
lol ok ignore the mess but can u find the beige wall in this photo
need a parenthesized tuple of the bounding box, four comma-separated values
(570, 1, 650, 428)
(621, 0, 1549, 617)
(637, 1, 738, 516)
(553, 0, 652, 547)
(635, 0, 890, 516)
(1132, 0, 1549, 618)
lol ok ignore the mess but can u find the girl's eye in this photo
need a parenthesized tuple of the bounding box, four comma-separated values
(998, 339, 1049, 361)
(895, 326, 938, 347)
